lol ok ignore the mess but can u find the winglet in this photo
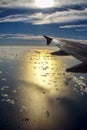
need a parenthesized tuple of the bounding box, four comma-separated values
(44, 36, 53, 45)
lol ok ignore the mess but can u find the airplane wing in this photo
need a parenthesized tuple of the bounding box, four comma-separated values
(44, 36, 87, 73)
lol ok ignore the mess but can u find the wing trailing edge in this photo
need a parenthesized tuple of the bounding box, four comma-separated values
(66, 62, 87, 73)
(51, 50, 70, 56)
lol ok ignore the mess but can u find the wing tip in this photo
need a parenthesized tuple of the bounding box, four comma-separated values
(43, 35, 53, 45)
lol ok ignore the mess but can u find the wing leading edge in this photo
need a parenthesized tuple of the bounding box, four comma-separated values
(44, 35, 87, 73)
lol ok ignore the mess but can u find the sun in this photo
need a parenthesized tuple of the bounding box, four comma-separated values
(35, 0, 54, 8)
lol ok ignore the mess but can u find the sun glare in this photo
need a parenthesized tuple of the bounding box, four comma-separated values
(35, 0, 54, 8)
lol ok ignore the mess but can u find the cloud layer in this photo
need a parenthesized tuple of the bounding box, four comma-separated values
(0, 8, 87, 25)
(0, 33, 43, 40)
(0, 0, 87, 40)
(60, 24, 87, 28)
(0, 0, 87, 8)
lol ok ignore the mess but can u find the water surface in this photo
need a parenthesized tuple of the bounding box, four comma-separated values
(0, 46, 87, 130)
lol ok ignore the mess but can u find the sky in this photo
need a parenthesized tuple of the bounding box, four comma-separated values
(0, 0, 87, 45)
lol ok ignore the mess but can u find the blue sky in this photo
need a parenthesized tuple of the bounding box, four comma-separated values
(0, 0, 87, 45)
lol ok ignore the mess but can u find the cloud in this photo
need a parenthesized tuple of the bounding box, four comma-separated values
(0, 0, 87, 9)
(0, 14, 30, 23)
(55, 0, 87, 5)
(0, 33, 43, 40)
(76, 29, 87, 31)
(60, 24, 87, 28)
(0, 11, 4, 13)
(30, 9, 87, 25)
(0, 8, 87, 25)
(0, 0, 35, 8)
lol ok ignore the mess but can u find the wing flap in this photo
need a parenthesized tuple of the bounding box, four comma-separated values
(66, 62, 87, 73)
(51, 50, 70, 56)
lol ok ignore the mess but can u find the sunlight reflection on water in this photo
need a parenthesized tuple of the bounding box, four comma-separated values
(0, 46, 87, 130)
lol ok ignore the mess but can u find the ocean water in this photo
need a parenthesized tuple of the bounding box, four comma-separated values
(0, 46, 87, 130)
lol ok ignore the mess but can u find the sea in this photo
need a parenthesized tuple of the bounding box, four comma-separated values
(0, 46, 87, 130)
